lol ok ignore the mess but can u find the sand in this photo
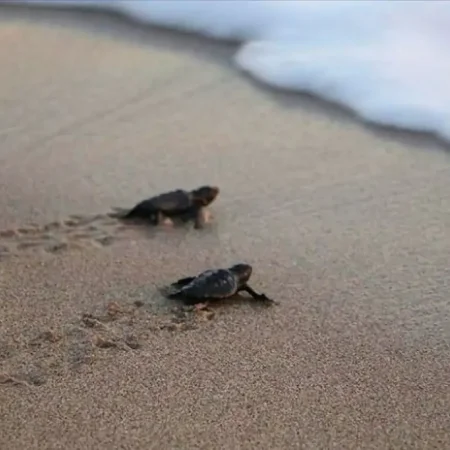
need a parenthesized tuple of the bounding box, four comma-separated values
(1, 6, 450, 450)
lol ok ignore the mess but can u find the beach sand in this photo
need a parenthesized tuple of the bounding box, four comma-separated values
(1, 6, 450, 449)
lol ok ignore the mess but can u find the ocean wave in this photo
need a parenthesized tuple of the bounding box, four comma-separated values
(9, 0, 450, 142)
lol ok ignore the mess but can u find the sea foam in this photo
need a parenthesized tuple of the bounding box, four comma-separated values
(9, 0, 450, 142)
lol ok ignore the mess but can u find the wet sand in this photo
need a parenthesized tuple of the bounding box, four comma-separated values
(1, 6, 449, 449)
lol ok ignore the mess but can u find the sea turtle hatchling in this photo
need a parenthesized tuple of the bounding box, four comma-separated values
(164, 263, 276, 308)
(121, 185, 219, 229)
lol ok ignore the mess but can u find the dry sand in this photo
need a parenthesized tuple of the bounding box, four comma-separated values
(1, 6, 450, 450)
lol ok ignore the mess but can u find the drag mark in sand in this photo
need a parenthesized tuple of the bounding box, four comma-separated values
(0, 211, 144, 259)
(0, 185, 219, 259)
(0, 299, 220, 388)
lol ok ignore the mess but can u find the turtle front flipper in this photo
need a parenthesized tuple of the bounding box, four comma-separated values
(153, 210, 166, 226)
(176, 205, 205, 229)
(239, 284, 276, 304)
(193, 207, 208, 229)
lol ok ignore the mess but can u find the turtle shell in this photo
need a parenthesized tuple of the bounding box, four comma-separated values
(149, 189, 192, 213)
(169, 269, 239, 300)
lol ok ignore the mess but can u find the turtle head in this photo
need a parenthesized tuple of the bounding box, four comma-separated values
(229, 263, 253, 285)
(191, 185, 220, 206)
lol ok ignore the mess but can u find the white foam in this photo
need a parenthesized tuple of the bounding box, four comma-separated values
(10, 0, 450, 142)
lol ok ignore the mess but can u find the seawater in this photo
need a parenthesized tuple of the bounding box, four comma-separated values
(9, 0, 450, 142)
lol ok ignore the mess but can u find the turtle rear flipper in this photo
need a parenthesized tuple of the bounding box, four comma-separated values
(163, 277, 197, 299)
(163, 275, 198, 296)
(106, 207, 129, 219)
(164, 285, 201, 305)
(172, 276, 196, 287)
(167, 291, 204, 306)
(122, 200, 160, 223)
(160, 283, 184, 299)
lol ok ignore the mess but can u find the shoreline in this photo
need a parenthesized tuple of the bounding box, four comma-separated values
(2, 3, 450, 151)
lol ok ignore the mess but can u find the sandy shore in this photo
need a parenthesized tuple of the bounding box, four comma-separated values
(1, 6, 450, 449)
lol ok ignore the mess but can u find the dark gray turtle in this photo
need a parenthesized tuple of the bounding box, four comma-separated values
(165, 263, 275, 308)
(121, 185, 219, 229)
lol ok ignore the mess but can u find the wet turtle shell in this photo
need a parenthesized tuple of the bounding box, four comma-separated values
(167, 269, 241, 303)
(124, 189, 192, 219)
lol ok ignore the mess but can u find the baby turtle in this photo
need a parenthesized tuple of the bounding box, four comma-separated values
(121, 185, 219, 229)
(165, 263, 276, 308)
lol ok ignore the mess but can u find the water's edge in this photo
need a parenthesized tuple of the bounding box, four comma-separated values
(4, 0, 450, 146)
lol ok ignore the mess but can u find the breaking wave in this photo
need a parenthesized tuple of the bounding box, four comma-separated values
(10, 0, 450, 142)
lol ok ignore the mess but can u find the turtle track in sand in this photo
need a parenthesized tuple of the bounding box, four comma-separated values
(0, 210, 133, 259)
(0, 299, 216, 388)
